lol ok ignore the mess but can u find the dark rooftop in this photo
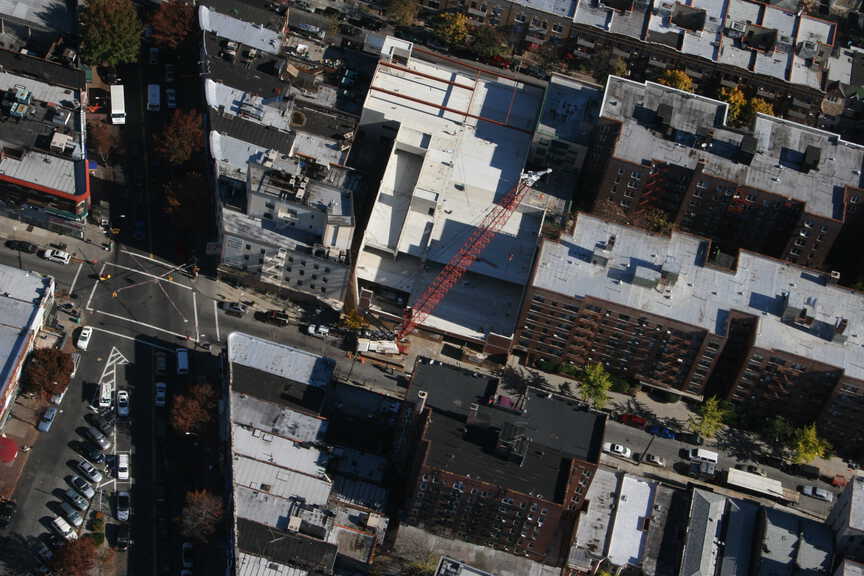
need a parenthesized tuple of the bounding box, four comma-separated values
(204, 32, 288, 98)
(671, 4, 707, 31)
(408, 358, 605, 502)
(292, 101, 357, 140)
(236, 517, 337, 574)
(231, 363, 326, 414)
(0, 49, 85, 90)
(208, 111, 296, 155)
(603, 0, 634, 10)
(201, 0, 286, 28)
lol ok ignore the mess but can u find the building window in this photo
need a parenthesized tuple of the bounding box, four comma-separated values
(245, 244, 251, 250)
(514, 13, 526, 22)
(552, 23, 563, 33)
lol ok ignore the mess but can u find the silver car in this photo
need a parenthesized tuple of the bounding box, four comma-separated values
(37, 406, 58, 432)
(64, 489, 88, 512)
(70, 475, 95, 499)
(59, 501, 83, 528)
(76, 459, 103, 484)
(116, 491, 131, 522)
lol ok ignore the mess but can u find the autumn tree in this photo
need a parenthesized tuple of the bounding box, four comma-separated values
(643, 208, 673, 235)
(747, 97, 774, 120)
(151, 0, 196, 49)
(433, 13, 470, 46)
(170, 383, 216, 435)
(88, 121, 122, 163)
(688, 397, 727, 439)
(342, 310, 368, 331)
(388, 0, 419, 27)
(719, 85, 748, 125)
(657, 69, 694, 92)
(791, 424, 831, 464)
(23, 348, 73, 397)
(472, 25, 506, 60)
(49, 536, 97, 576)
(578, 363, 612, 410)
(156, 110, 204, 165)
(80, 0, 143, 66)
(180, 490, 223, 542)
(765, 415, 794, 450)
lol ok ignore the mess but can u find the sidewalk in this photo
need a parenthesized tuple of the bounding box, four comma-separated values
(503, 362, 857, 482)
(0, 213, 114, 271)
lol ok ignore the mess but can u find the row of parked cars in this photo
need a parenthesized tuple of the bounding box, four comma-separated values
(5, 240, 72, 264)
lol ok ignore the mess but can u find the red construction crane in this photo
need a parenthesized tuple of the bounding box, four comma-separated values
(396, 169, 551, 342)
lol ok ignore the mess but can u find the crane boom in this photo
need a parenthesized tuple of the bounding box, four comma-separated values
(396, 169, 550, 341)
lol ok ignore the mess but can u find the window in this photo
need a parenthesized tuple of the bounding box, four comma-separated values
(245, 244, 251, 250)
(514, 13, 526, 22)
(552, 23, 563, 33)
(260, 248, 266, 254)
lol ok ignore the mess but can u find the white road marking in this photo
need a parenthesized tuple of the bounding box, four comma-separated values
(192, 291, 200, 342)
(104, 262, 192, 290)
(89, 327, 174, 351)
(85, 263, 106, 311)
(69, 262, 83, 295)
(120, 249, 173, 267)
(213, 300, 221, 342)
(124, 253, 190, 323)
(95, 309, 197, 342)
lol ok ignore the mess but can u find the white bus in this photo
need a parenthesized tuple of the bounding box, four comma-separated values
(147, 83, 160, 112)
(109, 85, 126, 125)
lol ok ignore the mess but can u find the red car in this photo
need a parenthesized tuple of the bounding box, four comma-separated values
(619, 413, 647, 428)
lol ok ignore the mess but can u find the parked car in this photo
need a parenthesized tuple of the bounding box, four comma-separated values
(31, 538, 53, 563)
(644, 454, 666, 467)
(148, 46, 159, 65)
(75, 441, 105, 465)
(59, 502, 83, 528)
(76, 459, 103, 483)
(5, 240, 38, 253)
(37, 406, 58, 432)
(154, 382, 167, 407)
(70, 476, 95, 499)
(116, 491, 131, 521)
(50, 516, 76, 541)
(0, 499, 16, 527)
(154, 350, 168, 375)
(646, 424, 676, 440)
(115, 524, 130, 550)
(182, 542, 194, 568)
(602, 442, 632, 459)
(166, 87, 177, 109)
(76, 326, 93, 351)
(87, 412, 115, 436)
(64, 489, 89, 512)
(83, 427, 111, 451)
(41, 249, 71, 264)
(618, 413, 647, 428)
(116, 452, 130, 481)
(254, 310, 290, 326)
(223, 301, 247, 317)
(800, 485, 834, 502)
(116, 390, 130, 418)
(791, 463, 820, 480)
(164, 63, 176, 83)
(677, 431, 704, 446)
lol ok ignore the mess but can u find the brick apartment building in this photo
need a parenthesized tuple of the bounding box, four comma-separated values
(586, 76, 864, 270)
(403, 358, 605, 565)
(514, 213, 864, 456)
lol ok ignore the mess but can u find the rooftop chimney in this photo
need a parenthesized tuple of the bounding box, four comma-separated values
(416, 390, 428, 415)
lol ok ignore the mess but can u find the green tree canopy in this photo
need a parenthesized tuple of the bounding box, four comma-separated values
(657, 69, 694, 92)
(433, 13, 470, 46)
(688, 396, 727, 439)
(579, 363, 612, 409)
(472, 25, 506, 59)
(389, 0, 419, 27)
(80, 0, 143, 67)
(791, 424, 830, 464)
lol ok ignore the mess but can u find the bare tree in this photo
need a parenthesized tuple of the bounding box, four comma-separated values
(180, 490, 223, 542)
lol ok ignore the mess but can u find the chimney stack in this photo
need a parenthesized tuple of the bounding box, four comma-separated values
(415, 390, 428, 415)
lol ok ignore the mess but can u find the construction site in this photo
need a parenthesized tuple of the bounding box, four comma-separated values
(352, 37, 549, 359)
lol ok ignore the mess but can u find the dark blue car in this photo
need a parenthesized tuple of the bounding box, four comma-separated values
(646, 424, 676, 439)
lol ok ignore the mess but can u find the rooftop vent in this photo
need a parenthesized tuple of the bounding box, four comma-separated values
(737, 135, 757, 165)
(802, 145, 821, 173)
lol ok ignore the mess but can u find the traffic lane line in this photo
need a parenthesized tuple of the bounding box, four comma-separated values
(104, 262, 192, 290)
(94, 310, 197, 343)
(213, 300, 221, 342)
(193, 291, 200, 342)
(69, 262, 83, 295)
(85, 263, 107, 311)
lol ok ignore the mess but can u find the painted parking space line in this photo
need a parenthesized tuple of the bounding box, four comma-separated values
(95, 310, 197, 343)
(89, 327, 175, 351)
(213, 300, 221, 342)
(104, 262, 193, 290)
(193, 291, 200, 342)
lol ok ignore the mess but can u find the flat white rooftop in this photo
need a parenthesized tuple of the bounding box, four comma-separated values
(230, 391, 327, 443)
(570, 467, 618, 570)
(211, 131, 301, 182)
(601, 77, 864, 220)
(607, 475, 654, 567)
(533, 213, 864, 380)
(236, 553, 309, 576)
(199, 5, 283, 55)
(356, 45, 545, 340)
(228, 332, 332, 388)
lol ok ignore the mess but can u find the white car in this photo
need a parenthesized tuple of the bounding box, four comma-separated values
(42, 249, 71, 264)
(800, 485, 834, 502)
(117, 390, 130, 417)
(76, 326, 93, 351)
(603, 442, 633, 459)
(644, 454, 666, 467)
(154, 382, 167, 407)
